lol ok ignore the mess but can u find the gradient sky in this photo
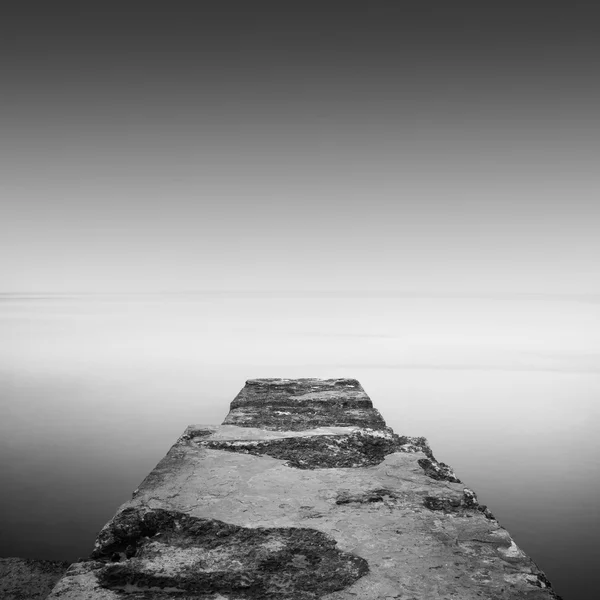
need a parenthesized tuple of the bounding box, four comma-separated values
(1, 3, 599, 294)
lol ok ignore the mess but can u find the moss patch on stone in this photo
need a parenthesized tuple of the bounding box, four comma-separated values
(191, 431, 466, 480)
(198, 430, 403, 469)
(417, 457, 462, 483)
(223, 405, 387, 431)
(423, 488, 496, 520)
(335, 488, 401, 504)
(92, 507, 369, 599)
(178, 428, 216, 442)
(223, 378, 388, 431)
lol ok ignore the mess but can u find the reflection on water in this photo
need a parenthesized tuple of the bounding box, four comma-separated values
(1, 294, 599, 599)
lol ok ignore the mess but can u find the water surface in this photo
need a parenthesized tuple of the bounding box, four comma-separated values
(1, 294, 599, 599)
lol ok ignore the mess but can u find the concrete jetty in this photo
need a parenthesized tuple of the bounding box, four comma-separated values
(0, 558, 69, 600)
(47, 378, 562, 599)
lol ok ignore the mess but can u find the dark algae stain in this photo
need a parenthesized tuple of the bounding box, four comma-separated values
(222, 378, 388, 431)
(92, 507, 369, 599)
(192, 430, 466, 480)
(396, 436, 463, 483)
(335, 488, 401, 504)
(198, 430, 403, 469)
(423, 488, 496, 520)
(417, 457, 462, 483)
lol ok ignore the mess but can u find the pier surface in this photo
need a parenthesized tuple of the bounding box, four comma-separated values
(0, 557, 69, 600)
(47, 378, 562, 599)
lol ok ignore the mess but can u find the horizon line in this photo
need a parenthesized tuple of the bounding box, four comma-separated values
(2, 290, 600, 301)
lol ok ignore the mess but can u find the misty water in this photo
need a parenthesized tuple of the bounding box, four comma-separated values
(1, 294, 599, 600)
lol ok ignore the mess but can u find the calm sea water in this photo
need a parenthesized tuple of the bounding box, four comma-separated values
(1, 294, 599, 599)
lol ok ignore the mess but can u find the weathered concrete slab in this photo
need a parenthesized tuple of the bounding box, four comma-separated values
(0, 557, 70, 600)
(223, 378, 387, 431)
(47, 378, 562, 599)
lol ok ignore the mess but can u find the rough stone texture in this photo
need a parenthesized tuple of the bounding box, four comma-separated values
(0, 557, 70, 600)
(222, 378, 388, 431)
(47, 378, 562, 599)
(89, 507, 368, 599)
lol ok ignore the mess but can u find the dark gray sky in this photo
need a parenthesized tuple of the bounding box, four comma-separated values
(2, 2, 599, 293)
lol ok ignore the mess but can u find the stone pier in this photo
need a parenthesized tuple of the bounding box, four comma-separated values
(47, 378, 562, 599)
